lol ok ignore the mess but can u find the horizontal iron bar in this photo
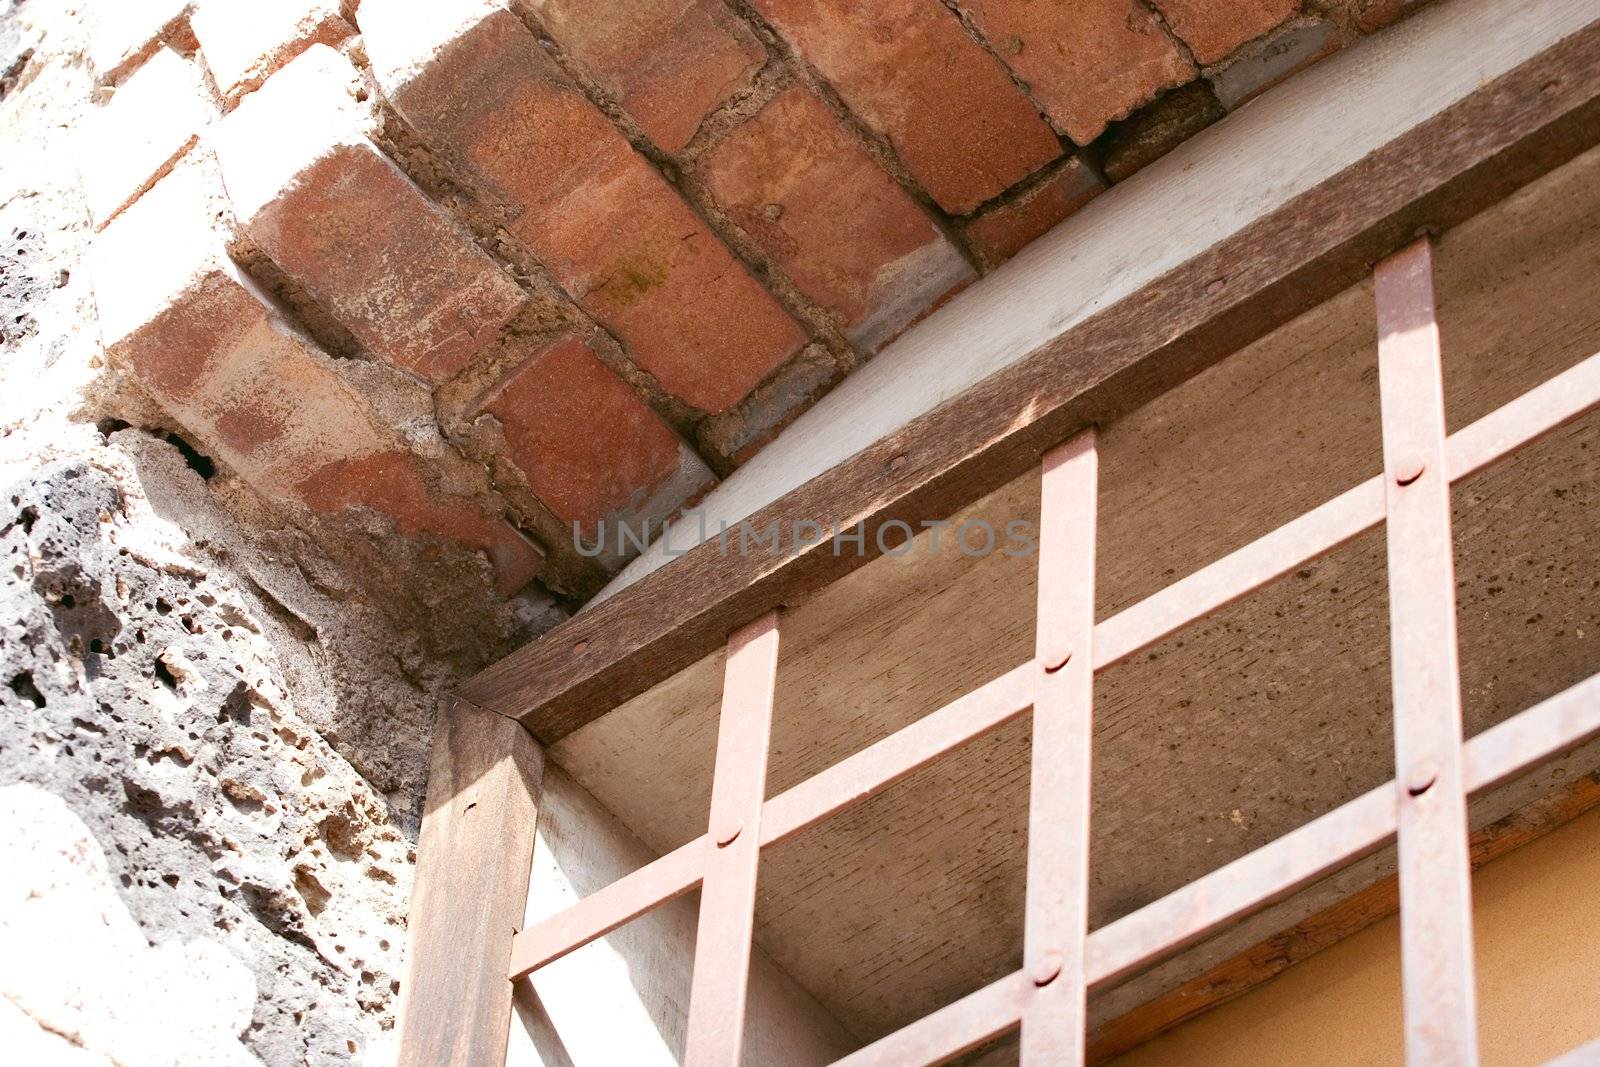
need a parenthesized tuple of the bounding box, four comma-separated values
(1095, 348, 1600, 671)
(508, 350, 1600, 982)
(838, 669, 1600, 1065)
(833, 972, 1034, 1067)
(507, 840, 704, 977)
(507, 665, 1035, 978)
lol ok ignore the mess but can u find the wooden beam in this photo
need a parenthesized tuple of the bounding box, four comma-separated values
(396, 698, 543, 1067)
(461, 4, 1600, 742)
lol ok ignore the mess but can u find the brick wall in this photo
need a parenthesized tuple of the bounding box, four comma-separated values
(82, 0, 1431, 607)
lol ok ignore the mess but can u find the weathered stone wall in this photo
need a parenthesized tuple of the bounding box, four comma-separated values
(2, 3, 553, 1062)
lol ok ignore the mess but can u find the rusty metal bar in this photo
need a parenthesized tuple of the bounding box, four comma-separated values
(761, 663, 1036, 847)
(508, 664, 1036, 979)
(1089, 667, 1600, 990)
(506, 838, 703, 976)
(508, 347, 1600, 984)
(684, 611, 782, 1067)
(1376, 238, 1479, 1066)
(1022, 429, 1099, 1064)
(834, 971, 1033, 1067)
(838, 668, 1600, 1065)
(1096, 346, 1600, 673)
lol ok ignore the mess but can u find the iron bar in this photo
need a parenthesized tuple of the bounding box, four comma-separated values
(837, 669, 1600, 1066)
(508, 348, 1600, 989)
(1376, 238, 1478, 1066)
(1021, 429, 1099, 1064)
(684, 611, 783, 1066)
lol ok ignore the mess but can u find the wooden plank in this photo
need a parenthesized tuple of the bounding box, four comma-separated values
(460, 6, 1600, 742)
(685, 612, 782, 1066)
(397, 698, 543, 1067)
(1022, 431, 1099, 1064)
(1375, 239, 1478, 1064)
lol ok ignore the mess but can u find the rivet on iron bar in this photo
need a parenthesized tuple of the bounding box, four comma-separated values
(1044, 650, 1073, 674)
(1407, 767, 1438, 798)
(1032, 950, 1064, 987)
(715, 819, 743, 847)
(1395, 460, 1427, 487)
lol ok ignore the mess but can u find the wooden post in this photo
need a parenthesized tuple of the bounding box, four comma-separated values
(397, 698, 544, 1067)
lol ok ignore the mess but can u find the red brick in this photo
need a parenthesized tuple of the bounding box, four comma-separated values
(92, 161, 544, 594)
(515, 0, 765, 152)
(1327, 0, 1433, 34)
(702, 86, 972, 352)
(963, 156, 1105, 270)
(87, 0, 192, 84)
(78, 47, 212, 229)
(483, 333, 714, 555)
(1101, 81, 1224, 182)
(749, 0, 1061, 215)
(1207, 18, 1340, 111)
(192, 0, 354, 107)
(697, 344, 840, 468)
(956, 0, 1193, 146)
(293, 453, 543, 591)
(361, 0, 805, 413)
(1150, 0, 1300, 66)
(213, 46, 527, 384)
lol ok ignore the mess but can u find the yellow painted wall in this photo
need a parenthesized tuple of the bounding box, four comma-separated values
(1115, 804, 1600, 1066)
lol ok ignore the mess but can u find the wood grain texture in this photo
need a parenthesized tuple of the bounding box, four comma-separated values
(462, 7, 1600, 743)
(397, 699, 543, 1067)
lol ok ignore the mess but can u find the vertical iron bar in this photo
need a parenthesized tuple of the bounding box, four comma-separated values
(1375, 237, 1479, 1066)
(685, 611, 781, 1067)
(1021, 428, 1100, 1065)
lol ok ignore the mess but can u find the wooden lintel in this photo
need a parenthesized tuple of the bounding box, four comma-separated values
(396, 699, 544, 1067)
(461, 15, 1600, 742)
